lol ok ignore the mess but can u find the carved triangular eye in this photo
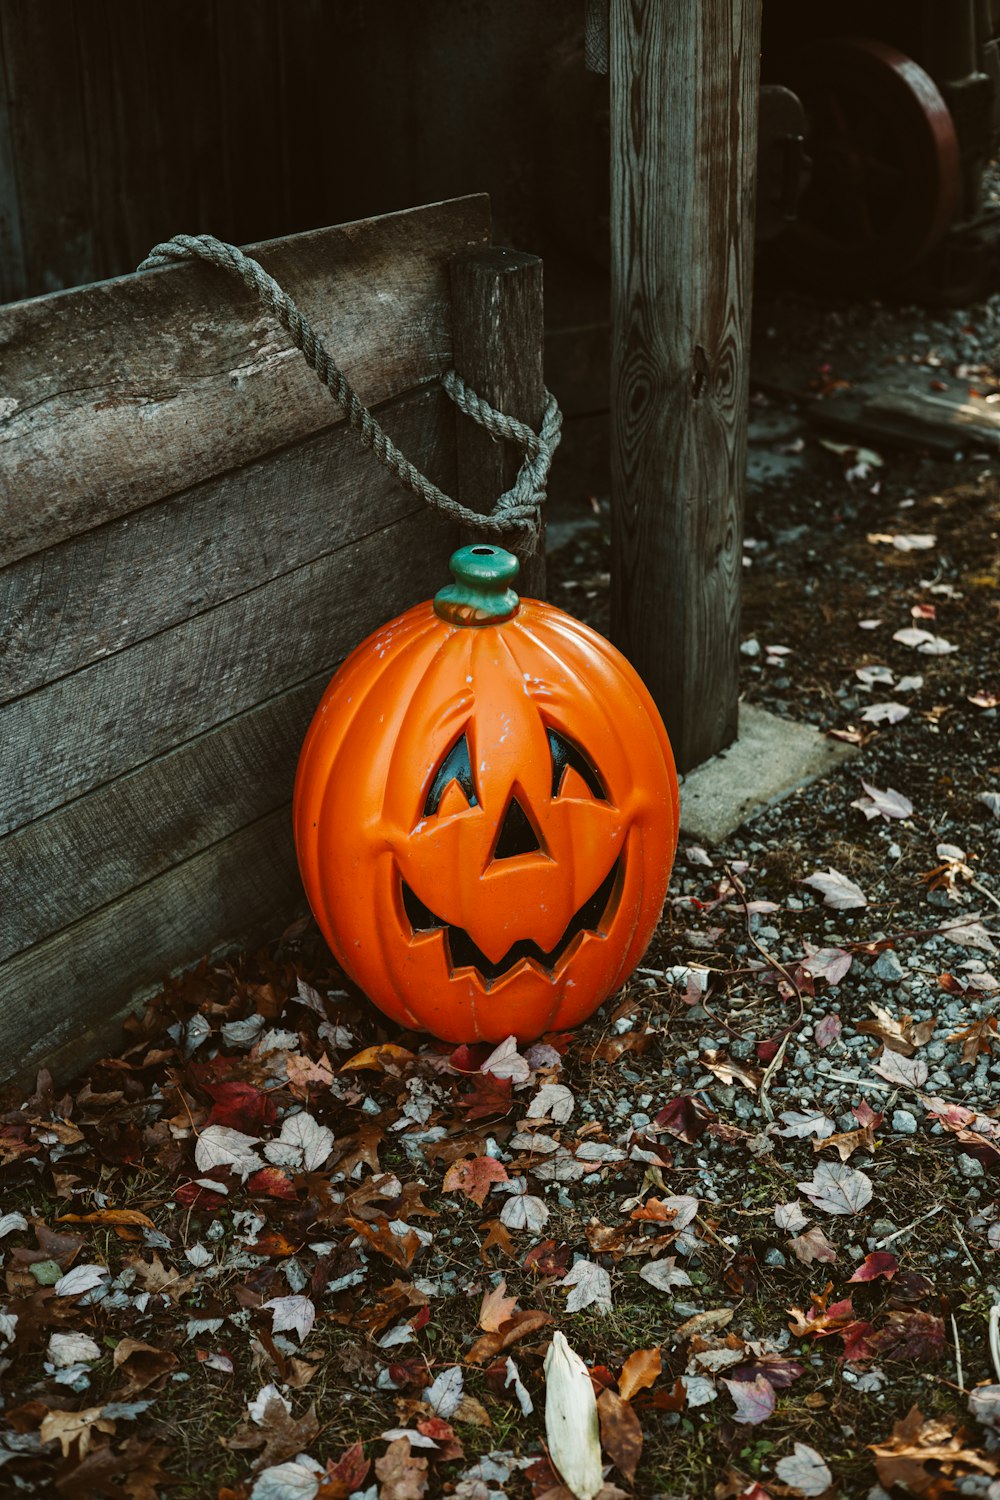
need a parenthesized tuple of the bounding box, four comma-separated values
(491, 796, 543, 861)
(424, 733, 478, 816)
(547, 728, 607, 800)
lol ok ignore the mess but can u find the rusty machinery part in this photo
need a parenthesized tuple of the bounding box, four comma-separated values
(757, 85, 811, 242)
(770, 37, 962, 292)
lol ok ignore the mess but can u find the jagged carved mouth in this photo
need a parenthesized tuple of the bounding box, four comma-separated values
(400, 855, 624, 985)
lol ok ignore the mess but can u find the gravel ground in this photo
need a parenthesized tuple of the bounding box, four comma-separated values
(0, 286, 998, 1500)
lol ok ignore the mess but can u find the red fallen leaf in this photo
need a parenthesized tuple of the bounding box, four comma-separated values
(416, 1416, 463, 1461)
(849, 1251, 899, 1283)
(853, 1100, 884, 1130)
(523, 1240, 571, 1277)
(524, 1454, 562, 1498)
(840, 1320, 877, 1362)
(462, 1072, 513, 1120)
(756, 1038, 781, 1063)
(938, 972, 968, 995)
(386, 1358, 426, 1390)
(410, 1304, 431, 1333)
(589, 1364, 618, 1395)
(175, 1173, 229, 1209)
(722, 1374, 776, 1425)
(868, 1310, 946, 1363)
(246, 1167, 299, 1200)
(654, 1093, 713, 1143)
(325, 1441, 369, 1494)
(442, 1154, 509, 1206)
(598, 1387, 643, 1481)
(647, 1375, 686, 1412)
(729, 1355, 805, 1389)
(448, 1043, 493, 1073)
(889, 1271, 936, 1305)
(204, 1080, 277, 1134)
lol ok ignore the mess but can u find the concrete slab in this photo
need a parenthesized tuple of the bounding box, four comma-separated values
(679, 703, 858, 846)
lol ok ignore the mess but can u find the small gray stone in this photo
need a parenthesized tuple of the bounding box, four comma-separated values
(763, 1248, 787, 1268)
(958, 1154, 986, 1179)
(871, 950, 905, 982)
(892, 1109, 918, 1135)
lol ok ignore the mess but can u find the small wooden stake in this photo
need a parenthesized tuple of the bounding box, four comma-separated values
(449, 247, 546, 598)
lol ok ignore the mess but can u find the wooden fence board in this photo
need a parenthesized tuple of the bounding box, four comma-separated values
(0, 383, 451, 703)
(2, 502, 455, 837)
(0, 194, 490, 568)
(0, 672, 328, 963)
(0, 807, 302, 1085)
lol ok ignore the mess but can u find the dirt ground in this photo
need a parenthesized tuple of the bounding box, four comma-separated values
(1, 282, 999, 1500)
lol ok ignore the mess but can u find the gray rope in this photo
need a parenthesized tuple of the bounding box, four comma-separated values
(138, 234, 561, 551)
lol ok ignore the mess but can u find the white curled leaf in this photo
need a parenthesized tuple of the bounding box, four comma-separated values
(47, 1332, 101, 1368)
(775, 1442, 834, 1495)
(562, 1259, 612, 1314)
(526, 1083, 575, 1123)
(263, 1111, 333, 1172)
(262, 1294, 315, 1342)
(0, 1213, 28, 1240)
(194, 1125, 264, 1180)
(499, 1193, 548, 1234)
(250, 1460, 321, 1500)
(505, 1356, 534, 1415)
(544, 1331, 603, 1500)
(54, 1263, 108, 1298)
(423, 1364, 464, 1419)
(481, 1036, 532, 1084)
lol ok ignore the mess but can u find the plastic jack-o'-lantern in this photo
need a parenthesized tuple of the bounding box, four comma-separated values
(293, 545, 679, 1043)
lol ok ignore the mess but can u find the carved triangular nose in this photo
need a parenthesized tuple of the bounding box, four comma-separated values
(491, 796, 541, 860)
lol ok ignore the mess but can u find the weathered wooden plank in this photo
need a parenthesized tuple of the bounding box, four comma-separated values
(0, 383, 452, 703)
(609, 0, 761, 773)
(0, 193, 490, 569)
(1, 503, 456, 837)
(0, 671, 329, 963)
(0, 806, 303, 1086)
(450, 248, 547, 596)
(0, 2, 98, 297)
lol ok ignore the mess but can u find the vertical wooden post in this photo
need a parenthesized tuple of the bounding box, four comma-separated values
(449, 247, 547, 598)
(609, 1, 762, 773)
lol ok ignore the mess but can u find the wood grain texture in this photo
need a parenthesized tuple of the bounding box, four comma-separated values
(0, 194, 490, 568)
(609, 0, 761, 772)
(0, 383, 452, 702)
(449, 248, 547, 597)
(1, 503, 456, 837)
(0, 807, 303, 1086)
(0, 672, 327, 963)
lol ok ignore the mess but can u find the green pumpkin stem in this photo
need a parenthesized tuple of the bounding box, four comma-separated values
(434, 545, 520, 626)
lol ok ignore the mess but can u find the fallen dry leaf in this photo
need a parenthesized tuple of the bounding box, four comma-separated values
(618, 1346, 662, 1402)
(597, 1387, 643, 1482)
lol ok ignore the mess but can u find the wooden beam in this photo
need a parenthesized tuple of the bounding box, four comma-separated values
(449, 247, 547, 598)
(608, 0, 761, 772)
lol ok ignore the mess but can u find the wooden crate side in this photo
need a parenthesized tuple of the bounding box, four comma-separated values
(0, 806, 302, 1087)
(2, 499, 456, 837)
(0, 672, 325, 964)
(0, 383, 451, 703)
(0, 194, 490, 569)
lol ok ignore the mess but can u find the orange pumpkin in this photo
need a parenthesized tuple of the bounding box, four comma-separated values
(293, 546, 678, 1043)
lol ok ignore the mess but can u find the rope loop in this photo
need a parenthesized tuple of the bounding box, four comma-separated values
(139, 234, 561, 552)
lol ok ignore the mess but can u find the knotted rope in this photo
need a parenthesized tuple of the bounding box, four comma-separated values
(139, 234, 561, 552)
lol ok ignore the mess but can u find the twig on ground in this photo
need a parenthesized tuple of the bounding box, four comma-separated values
(990, 1301, 1000, 1383)
(951, 1216, 982, 1277)
(874, 1204, 944, 1248)
(951, 1313, 965, 1393)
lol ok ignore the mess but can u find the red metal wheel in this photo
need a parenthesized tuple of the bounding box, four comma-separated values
(772, 37, 961, 292)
